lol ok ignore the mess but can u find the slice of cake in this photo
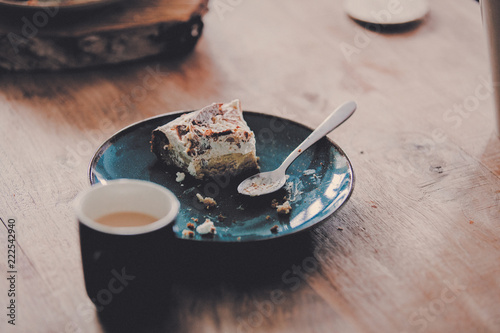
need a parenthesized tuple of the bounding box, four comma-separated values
(151, 99, 259, 179)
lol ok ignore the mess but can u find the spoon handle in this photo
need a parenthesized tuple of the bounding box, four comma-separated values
(279, 101, 356, 171)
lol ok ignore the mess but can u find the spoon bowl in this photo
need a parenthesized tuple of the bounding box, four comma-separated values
(237, 101, 357, 196)
(237, 169, 287, 196)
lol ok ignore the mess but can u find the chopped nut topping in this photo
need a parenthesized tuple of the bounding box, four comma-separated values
(210, 129, 232, 137)
(175, 125, 189, 139)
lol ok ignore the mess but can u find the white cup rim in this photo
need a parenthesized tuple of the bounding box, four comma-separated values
(74, 179, 180, 235)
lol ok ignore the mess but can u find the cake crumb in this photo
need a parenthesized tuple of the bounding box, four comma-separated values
(337, 227, 344, 231)
(469, 220, 474, 224)
(271, 199, 279, 208)
(218, 214, 226, 222)
(270, 225, 279, 233)
(196, 219, 215, 235)
(266, 215, 271, 220)
(187, 222, 195, 230)
(182, 229, 194, 238)
(196, 193, 217, 208)
(237, 236, 241, 241)
(276, 201, 292, 214)
(191, 217, 198, 222)
(176, 172, 186, 182)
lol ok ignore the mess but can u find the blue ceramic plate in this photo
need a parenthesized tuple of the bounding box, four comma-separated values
(89, 111, 354, 242)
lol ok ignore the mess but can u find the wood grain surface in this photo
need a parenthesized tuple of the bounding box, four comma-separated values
(1, 0, 499, 332)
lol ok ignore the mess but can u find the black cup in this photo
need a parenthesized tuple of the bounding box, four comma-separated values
(74, 179, 180, 319)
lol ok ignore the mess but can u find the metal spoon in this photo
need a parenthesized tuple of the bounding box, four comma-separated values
(237, 101, 356, 196)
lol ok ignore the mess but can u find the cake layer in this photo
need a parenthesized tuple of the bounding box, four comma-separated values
(151, 100, 259, 179)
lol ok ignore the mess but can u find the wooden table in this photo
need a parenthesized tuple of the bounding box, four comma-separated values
(1, 0, 499, 332)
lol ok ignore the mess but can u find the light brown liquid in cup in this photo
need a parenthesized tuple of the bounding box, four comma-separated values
(95, 211, 158, 227)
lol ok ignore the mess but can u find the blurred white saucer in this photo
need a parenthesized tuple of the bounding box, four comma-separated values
(344, 0, 430, 25)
